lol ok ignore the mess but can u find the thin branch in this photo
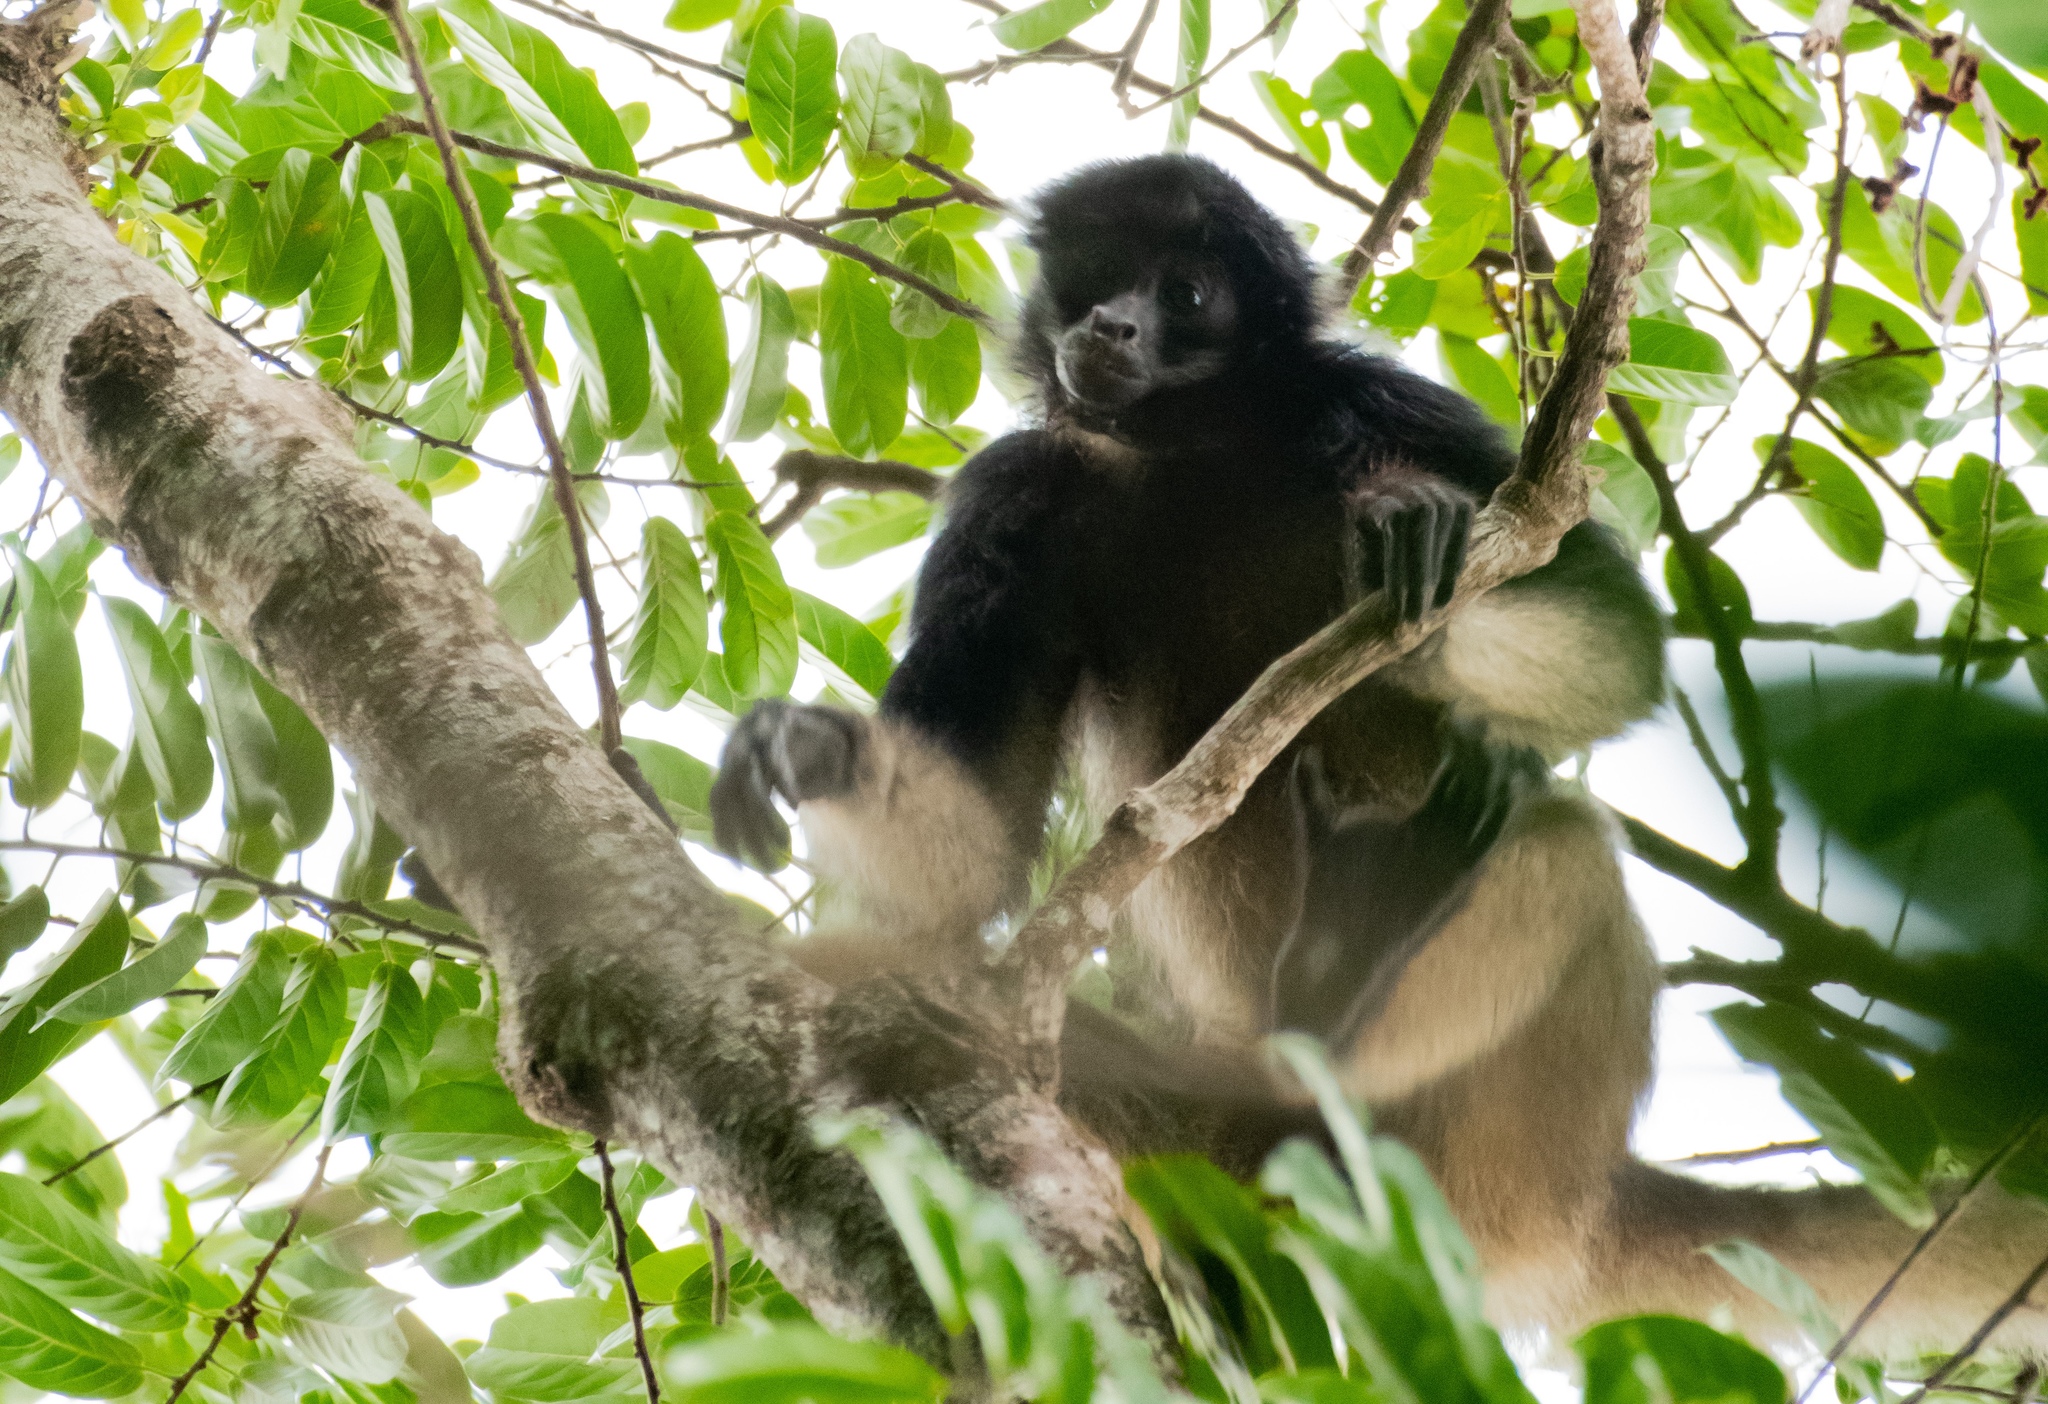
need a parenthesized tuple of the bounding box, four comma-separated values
(347, 116, 988, 324)
(1673, 686, 1744, 818)
(163, 1145, 333, 1404)
(706, 1209, 730, 1326)
(377, 0, 624, 754)
(759, 449, 945, 540)
(497, 0, 739, 82)
(1109, 0, 1159, 111)
(903, 154, 1009, 212)
(1339, 0, 1511, 295)
(0, 839, 486, 954)
(1895, 1255, 2048, 1404)
(1666, 614, 2036, 663)
(596, 1140, 661, 1404)
(42, 1084, 216, 1185)
(1662, 1138, 1825, 1165)
(1124, 0, 1301, 116)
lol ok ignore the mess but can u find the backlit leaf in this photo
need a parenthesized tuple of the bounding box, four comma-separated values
(37, 914, 206, 1027)
(102, 597, 212, 822)
(3, 549, 81, 812)
(216, 944, 347, 1125)
(364, 189, 463, 382)
(820, 255, 908, 457)
(0, 1172, 187, 1331)
(619, 517, 708, 711)
(0, 1266, 141, 1397)
(707, 511, 798, 700)
(0, 895, 130, 1106)
(192, 633, 282, 834)
(745, 8, 839, 184)
(244, 147, 346, 307)
(793, 591, 893, 699)
(159, 928, 296, 1087)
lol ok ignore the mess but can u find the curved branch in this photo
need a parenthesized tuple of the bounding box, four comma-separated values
(760, 449, 945, 540)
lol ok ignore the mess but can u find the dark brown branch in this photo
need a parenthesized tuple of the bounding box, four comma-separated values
(902, 154, 1009, 212)
(378, 0, 624, 754)
(164, 1145, 333, 1404)
(42, 1084, 215, 1185)
(0, 839, 487, 954)
(349, 116, 989, 324)
(759, 449, 945, 540)
(1338, 0, 1510, 294)
(595, 1139, 661, 1404)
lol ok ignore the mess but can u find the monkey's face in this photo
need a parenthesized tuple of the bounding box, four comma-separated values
(1041, 252, 1240, 415)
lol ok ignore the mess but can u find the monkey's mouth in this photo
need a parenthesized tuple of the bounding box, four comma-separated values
(1053, 339, 1149, 412)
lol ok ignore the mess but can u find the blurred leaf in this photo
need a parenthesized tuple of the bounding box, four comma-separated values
(415, 1203, 548, 1286)
(1836, 183, 1983, 325)
(384, 1079, 566, 1161)
(663, 1326, 947, 1403)
(724, 274, 797, 442)
(891, 229, 958, 339)
(820, 255, 909, 457)
(1413, 148, 1506, 278)
(1577, 1315, 1786, 1404)
(0, 1265, 142, 1397)
(1438, 335, 1520, 433)
(1957, 0, 2048, 70)
(619, 736, 715, 844)
(627, 232, 730, 442)
(102, 597, 212, 821)
(323, 962, 429, 1142)
(0, 895, 128, 1108)
(3, 549, 81, 812)
(803, 491, 933, 568)
(1813, 357, 1933, 454)
(252, 659, 333, 851)
(1586, 441, 1660, 554)
(38, 914, 206, 1027)
(1312, 49, 1414, 185)
(793, 591, 893, 698)
(1701, 1239, 1890, 1402)
(745, 8, 839, 183)
(0, 887, 49, 976)
(464, 1296, 637, 1400)
(193, 633, 282, 834)
(0, 1171, 187, 1331)
(489, 480, 610, 647)
(1759, 437, 1883, 571)
(216, 944, 347, 1125)
(280, 1284, 413, 1383)
(1664, 548, 1753, 636)
(909, 316, 980, 426)
(619, 516, 708, 710)
(244, 147, 346, 307)
(1251, 71, 1330, 171)
(1167, 0, 1209, 147)
(991, 0, 1119, 50)
(1713, 1001, 1936, 1225)
(708, 510, 798, 700)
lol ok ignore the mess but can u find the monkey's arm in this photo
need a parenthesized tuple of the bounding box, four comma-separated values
(710, 432, 1086, 949)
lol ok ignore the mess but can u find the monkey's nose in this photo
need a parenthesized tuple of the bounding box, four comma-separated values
(1087, 306, 1139, 342)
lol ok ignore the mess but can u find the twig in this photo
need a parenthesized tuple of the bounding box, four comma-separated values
(1109, 0, 1159, 111)
(377, 0, 625, 754)
(42, 1084, 216, 1185)
(1663, 1138, 1825, 1165)
(758, 449, 945, 540)
(164, 1145, 333, 1404)
(1666, 615, 2035, 662)
(497, 0, 739, 82)
(903, 154, 1009, 212)
(706, 1208, 729, 1326)
(346, 116, 988, 324)
(1895, 1252, 2048, 1404)
(1672, 687, 1744, 817)
(1124, 0, 1301, 116)
(0, 839, 486, 954)
(595, 1140, 660, 1404)
(1937, 82, 2006, 329)
(1338, 0, 1511, 295)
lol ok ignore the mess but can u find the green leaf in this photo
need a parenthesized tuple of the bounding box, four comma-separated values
(193, 633, 282, 834)
(820, 255, 908, 457)
(159, 929, 295, 1087)
(1663, 547, 1753, 636)
(323, 962, 429, 1141)
(1251, 70, 1330, 171)
(1757, 437, 1884, 571)
(513, 214, 650, 438)
(1713, 1001, 1938, 1225)
(840, 34, 920, 176)
(1313, 49, 1415, 185)
(1414, 144, 1507, 280)
(802, 491, 933, 568)
(489, 481, 610, 647)
(724, 274, 797, 442)
(1586, 441, 1660, 554)
(439, 0, 637, 184)
(384, 1079, 566, 1161)
(464, 1297, 638, 1401)
(0, 1172, 187, 1331)
(707, 511, 797, 700)
(1438, 335, 1520, 433)
(244, 147, 347, 307)
(618, 517, 708, 711)
(626, 232, 730, 442)
(1577, 1316, 1786, 1404)
(1704, 1240, 1891, 1402)
(1609, 318, 1740, 406)
(304, 198, 386, 337)
(254, 663, 333, 850)
(745, 8, 839, 183)
(102, 597, 212, 822)
(363, 189, 462, 382)
(667, 0, 740, 29)
(793, 591, 893, 699)
(216, 944, 347, 1125)
(1167, 0, 1209, 147)
(294, 0, 407, 87)
(0, 895, 129, 1108)
(619, 736, 715, 844)
(280, 1285, 413, 1384)
(0, 887, 48, 976)
(908, 315, 980, 427)
(0, 1265, 142, 1397)
(989, 0, 1118, 51)
(1836, 182, 1983, 325)
(414, 1202, 548, 1286)
(1957, 0, 2048, 70)
(1816, 285, 1940, 385)
(0, 435, 18, 486)
(37, 914, 206, 1027)
(663, 1325, 946, 1403)
(435, 1152, 578, 1216)
(1812, 357, 1934, 454)
(890, 229, 958, 340)
(3, 550, 82, 812)
(2015, 193, 2048, 317)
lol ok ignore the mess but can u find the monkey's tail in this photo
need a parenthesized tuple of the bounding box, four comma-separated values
(1567, 1161, 2048, 1361)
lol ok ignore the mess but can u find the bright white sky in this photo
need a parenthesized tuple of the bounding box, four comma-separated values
(2, 0, 2043, 1360)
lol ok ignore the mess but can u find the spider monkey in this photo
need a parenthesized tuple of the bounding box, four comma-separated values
(711, 155, 2048, 1358)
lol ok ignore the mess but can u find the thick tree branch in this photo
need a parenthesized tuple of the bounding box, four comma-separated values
(0, 19, 1168, 1371)
(760, 449, 945, 540)
(1338, 0, 1511, 295)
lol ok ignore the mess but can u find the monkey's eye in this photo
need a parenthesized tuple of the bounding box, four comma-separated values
(1160, 278, 1205, 314)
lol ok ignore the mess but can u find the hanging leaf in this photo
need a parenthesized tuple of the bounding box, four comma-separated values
(280, 1285, 414, 1385)
(0, 887, 49, 977)
(990, 0, 1120, 51)
(243, 147, 347, 307)
(1757, 437, 1884, 571)
(192, 633, 283, 834)
(252, 663, 333, 851)
(1167, 0, 1210, 148)
(461, 1297, 640, 1401)
(0, 895, 130, 1106)
(803, 492, 934, 568)
(158, 928, 298, 1088)
(909, 316, 980, 426)
(37, 914, 206, 1027)
(216, 944, 348, 1125)
(509, 214, 650, 439)
(489, 481, 610, 647)
(3, 549, 82, 812)
(1577, 1316, 1785, 1404)
(707, 510, 798, 701)
(819, 255, 908, 458)
(625, 232, 729, 442)
(840, 34, 920, 176)
(323, 961, 431, 1141)
(793, 591, 893, 699)
(618, 736, 715, 843)
(438, 0, 637, 182)
(745, 8, 840, 184)
(618, 517, 708, 711)
(363, 189, 463, 382)
(723, 274, 797, 443)
(0, 1172, 187, 1331)
(101, 596, 213, 822)
(0, 1266, 142, 1398)
(304, 199, 387, 338)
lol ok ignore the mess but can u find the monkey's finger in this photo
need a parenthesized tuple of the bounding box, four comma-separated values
(1381, 515, 1411, 622)
(1436, 499, 1472, 609)
(1410, 499, 1442, 619)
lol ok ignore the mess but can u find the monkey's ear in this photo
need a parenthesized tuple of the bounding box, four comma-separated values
(1290, 747, 1339, 842)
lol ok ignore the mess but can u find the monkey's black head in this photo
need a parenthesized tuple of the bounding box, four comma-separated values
(1018, 154, 1320, 427)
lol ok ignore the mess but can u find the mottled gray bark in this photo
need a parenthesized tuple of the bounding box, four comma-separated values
(0, 6, 1167, 1376)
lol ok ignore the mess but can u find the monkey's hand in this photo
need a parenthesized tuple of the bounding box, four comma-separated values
(1408, 720, 1549, 870)
(709, 700, 867, 872)
(1350, 471, 1475, 623)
